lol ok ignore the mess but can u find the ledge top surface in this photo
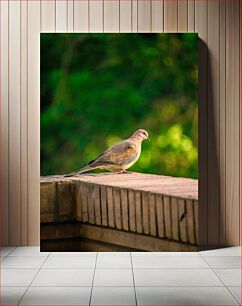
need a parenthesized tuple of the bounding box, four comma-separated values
(41, 172, 198, 200)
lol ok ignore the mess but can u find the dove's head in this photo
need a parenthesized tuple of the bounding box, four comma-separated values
(131, 129, 149, 142)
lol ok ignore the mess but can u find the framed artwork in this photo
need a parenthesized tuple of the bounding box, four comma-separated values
(40, 33, 198, 252)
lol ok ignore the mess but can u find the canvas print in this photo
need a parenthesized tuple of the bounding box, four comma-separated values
(40, 33, 198, 252)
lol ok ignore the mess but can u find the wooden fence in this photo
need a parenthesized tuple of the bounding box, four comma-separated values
(41, 173, 198, 251)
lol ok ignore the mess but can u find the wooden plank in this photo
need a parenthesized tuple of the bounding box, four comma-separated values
(219, 0, 226, 246)
(80, 224, 198, 252)
(207, 0, 220, 247)
(120, 188, 129, 231)
(135, 191, 142, 234)
(128, 190, 136, 232)
(178, 198, 188, 243)
(104, 0, 119, 32)
(149, 193, 156, 236)
(240, 0, 242, 248)
(225, 0, 240, 245)
(151, 0, 163, 33)
(20, 0, 28, 246)
(178, 0, 188, 32)
(107, 186, 115, 227)
(164, 0, 178, 32)
(100, 185, 108, 226)
(73, 0, 88, 32)
(141, 191, 149, 235)
(113, 188, 122, 229)
(163, 196, 172, 239)
(41, 0, 55, 32)
(188, 0, 195, 32)
(81, 182, 88, 222)
(67, 0, 74, 32)
(28, 0, 41, 245)
(0, 0, 9, 245)
(155, 195, 165, 238)
(40, 181, 56, 223)
(87, 184, 95, 224)
(94, 185, 101, 226)
(186, 199, 196, 244)
(171, 197, 179, 241)
(195, 0, 208, 248)
(9, 0, 21, 245)
(41, 223, 79, 240)
(194, 199, 198, 244)
(120, 0, 131, 32)
(57, 181, 73, 218)
(56, 0, 67, 32)
(90, 0, 103, 32)
(131, 0, 138, 32)
(137, 0, 151, 32)
(75, 181, 82, 221)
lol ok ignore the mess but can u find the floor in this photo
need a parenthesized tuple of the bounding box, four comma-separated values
(0, 247, 241, 305)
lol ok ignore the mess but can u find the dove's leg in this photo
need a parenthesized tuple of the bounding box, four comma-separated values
(108, 170, 127, 174)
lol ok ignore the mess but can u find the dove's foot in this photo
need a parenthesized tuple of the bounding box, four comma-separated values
(111, 170, 128, 174)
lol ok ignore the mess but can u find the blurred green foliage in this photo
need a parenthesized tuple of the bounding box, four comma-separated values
(41, 33, 198, 178)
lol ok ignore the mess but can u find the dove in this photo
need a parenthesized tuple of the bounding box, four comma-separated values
(64, 129, 148, 176)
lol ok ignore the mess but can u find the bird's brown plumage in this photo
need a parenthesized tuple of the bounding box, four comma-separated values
(64, 129, 148, 176)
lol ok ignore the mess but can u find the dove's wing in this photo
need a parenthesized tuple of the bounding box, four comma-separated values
(88, 141, 138, 167)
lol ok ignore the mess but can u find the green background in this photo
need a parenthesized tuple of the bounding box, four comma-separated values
(41, 33, 198, 178)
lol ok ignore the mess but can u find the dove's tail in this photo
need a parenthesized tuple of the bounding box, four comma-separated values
(64, 165, 97, 177)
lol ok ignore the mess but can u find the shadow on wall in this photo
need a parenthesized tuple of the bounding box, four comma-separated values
(198, 38, 220, 249)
